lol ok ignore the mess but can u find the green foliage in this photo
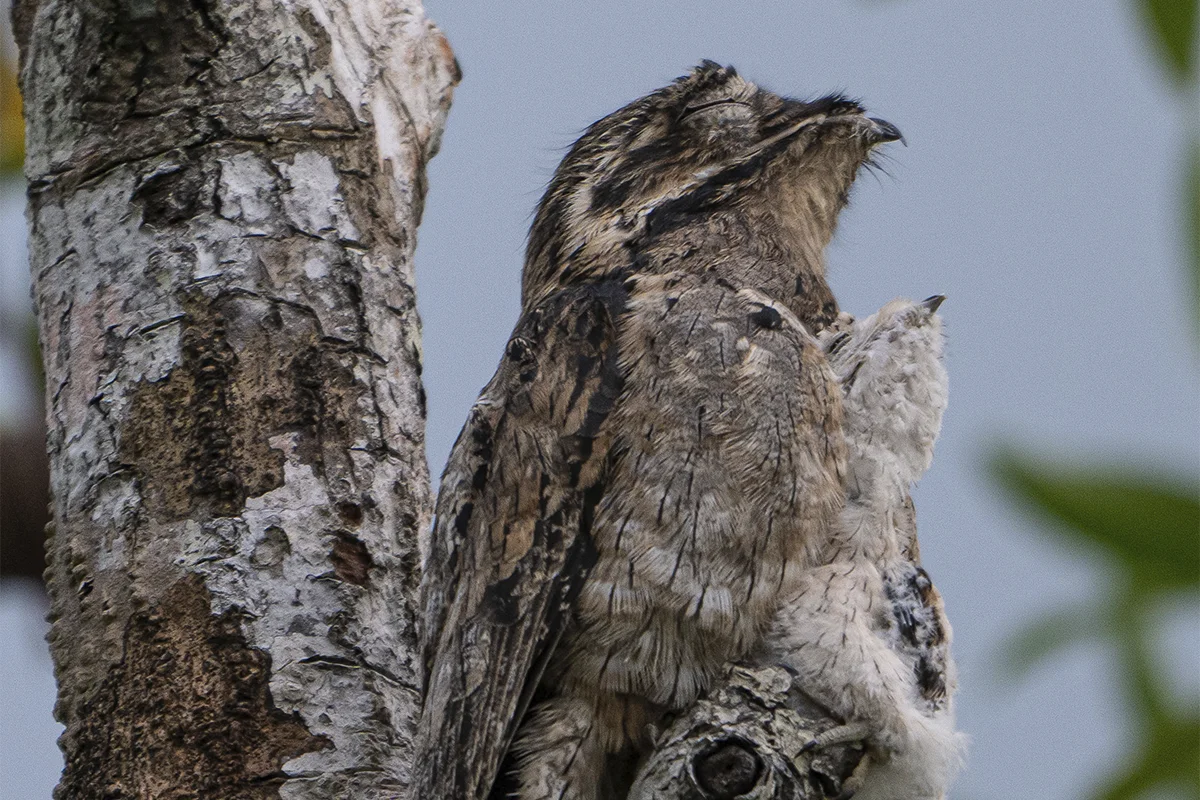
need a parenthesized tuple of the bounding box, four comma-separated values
(1096, 686, 1199, 800)
(992, 452, 1200, 800)
(992, 5, 1199, 798)
(1139, 0, 1200, 333)
(993, 455, 1199, 593)
(998, 600, 1107, 681)
(1139, 0, 1198, 82)
(1097, 597, 1199, 800)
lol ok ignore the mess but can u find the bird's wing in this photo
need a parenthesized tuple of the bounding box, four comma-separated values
(414, 278, 628, 800)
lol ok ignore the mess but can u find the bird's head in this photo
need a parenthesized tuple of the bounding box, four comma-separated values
(523, 61, 902, 306)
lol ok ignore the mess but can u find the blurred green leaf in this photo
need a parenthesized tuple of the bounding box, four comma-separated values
(1000, 603, 1111, 679)
(1097, 715, 1200, 800)
(991, 451, 1200, 593)
(1114, 598, 1178, 726)
(1139, 0, 1199, 81)
(991, 4, 1199, 800)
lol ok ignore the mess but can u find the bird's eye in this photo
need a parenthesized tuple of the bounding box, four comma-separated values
(679, 98, 751, 121)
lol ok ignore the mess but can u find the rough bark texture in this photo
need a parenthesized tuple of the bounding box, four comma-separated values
(14, 0, 457, 796)
(629, 665, 863, 800)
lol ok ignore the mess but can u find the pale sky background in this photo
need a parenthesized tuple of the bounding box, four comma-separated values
(2, 1, 1199, 798)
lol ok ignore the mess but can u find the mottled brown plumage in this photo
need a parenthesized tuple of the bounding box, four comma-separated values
(415, 62, 902, 800)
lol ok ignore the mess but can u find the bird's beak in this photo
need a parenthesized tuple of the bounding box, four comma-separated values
(866, 117, 905, 146)
(921, 295, 946, 312)
(760, 110, 905, 153)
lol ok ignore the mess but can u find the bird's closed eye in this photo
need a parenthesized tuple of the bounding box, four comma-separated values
(679, 98, 751, 121)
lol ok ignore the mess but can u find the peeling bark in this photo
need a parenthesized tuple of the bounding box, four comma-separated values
(14, 0, 457, 796)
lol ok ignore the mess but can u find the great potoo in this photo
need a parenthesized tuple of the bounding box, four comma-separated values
(415, 62, 904, 800)
(766, 297, 965, 799)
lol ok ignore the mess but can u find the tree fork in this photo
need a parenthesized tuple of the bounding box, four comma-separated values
(13, 0, 457, 796)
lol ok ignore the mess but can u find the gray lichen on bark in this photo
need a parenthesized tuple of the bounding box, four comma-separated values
(14, 0, 457, 796)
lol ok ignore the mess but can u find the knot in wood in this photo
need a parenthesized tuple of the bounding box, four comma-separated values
(692, 739, 762, 798)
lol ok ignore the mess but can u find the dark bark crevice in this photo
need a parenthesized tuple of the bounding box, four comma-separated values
(60, 575, 330, 800)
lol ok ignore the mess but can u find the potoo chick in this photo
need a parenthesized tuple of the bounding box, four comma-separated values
(764, 297, 965, 799)
(415, 62, 904, 800)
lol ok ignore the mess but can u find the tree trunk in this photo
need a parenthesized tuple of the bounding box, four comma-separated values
(13, 0, 457, 796)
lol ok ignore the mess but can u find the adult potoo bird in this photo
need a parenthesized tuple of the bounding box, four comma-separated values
(765, 297, 964, 800)
(415, 62, 903, 800)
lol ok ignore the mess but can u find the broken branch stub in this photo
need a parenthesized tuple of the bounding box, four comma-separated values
(628, 665, 864, 800)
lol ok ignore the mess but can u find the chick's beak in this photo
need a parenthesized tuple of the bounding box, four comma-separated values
(867, 117, 905, 145)
(921, 295, 946, 312)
